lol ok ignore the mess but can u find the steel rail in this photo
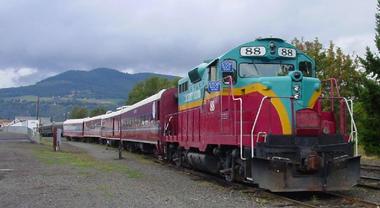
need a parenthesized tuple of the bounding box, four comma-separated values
(361, 164, 380, 171)
(326, 192, 380, 208)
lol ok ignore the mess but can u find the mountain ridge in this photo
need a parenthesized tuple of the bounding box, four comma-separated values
(0, 68, 179, 120)
(0, 68, 178, 99)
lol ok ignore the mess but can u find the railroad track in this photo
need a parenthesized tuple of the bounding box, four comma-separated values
(162, 162, 380, 208)
(276, 191, 380, 208)
(358, 175, 380, 190)
(359, 164, 380, 190)
(361, 164, 380, 172)
(70, 141, 380, 207)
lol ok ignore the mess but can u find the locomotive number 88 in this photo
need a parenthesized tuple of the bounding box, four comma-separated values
(164, 37, 359, 192)
(63, 37, 360, 192)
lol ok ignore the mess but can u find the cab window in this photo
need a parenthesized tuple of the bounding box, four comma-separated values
(178, 81, 188, 93)
(209, 65, 217, 81)
(299, 61, 313, 77)
(239, 63, 294, 77)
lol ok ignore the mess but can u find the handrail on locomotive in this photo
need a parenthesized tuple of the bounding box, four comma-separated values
(322, 78, 357, 155)
(246, 78, 358, 161)
(249, 96, 358, 159)
(224, 75, 244, 160)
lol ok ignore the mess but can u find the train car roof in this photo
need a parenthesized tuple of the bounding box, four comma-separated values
(65, 90, 166, 123)
(121, 89, 166, 113)
(63, 118, 85, 125)
(83, 114, 105, 122)
(101, 110, 123, 119)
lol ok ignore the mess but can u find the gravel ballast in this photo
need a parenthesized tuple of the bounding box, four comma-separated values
(3, 140, 378, 208)
(0, 141, 274, 208)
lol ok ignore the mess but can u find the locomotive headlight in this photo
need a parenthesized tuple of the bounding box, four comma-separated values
(293, 84, 301, 92)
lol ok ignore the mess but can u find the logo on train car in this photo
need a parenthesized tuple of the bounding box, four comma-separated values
(184, 90, 201, 102)
(208, 81, 221, 92)
(221, 60, 234, 72)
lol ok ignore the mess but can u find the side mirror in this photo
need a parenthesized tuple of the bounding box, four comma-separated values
(188, 68, 202, 83)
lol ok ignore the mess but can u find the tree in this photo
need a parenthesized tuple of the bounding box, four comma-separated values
(126, 77, 179, 105)
(90, 107, 107, 117)
(69, 106, 88, 119)
(292, 38, 363, 97)
(358, 0, 380, 155)
(293, 38, 378, 155)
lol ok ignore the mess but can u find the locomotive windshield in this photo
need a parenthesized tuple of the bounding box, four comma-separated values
(239, 63, 294, 77)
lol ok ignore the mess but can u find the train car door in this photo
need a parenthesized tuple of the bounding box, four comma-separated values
(204, 62, 221, 137)
(220, 59, 237, 135)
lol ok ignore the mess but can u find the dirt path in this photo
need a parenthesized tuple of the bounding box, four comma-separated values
(0, 141, 277, 208)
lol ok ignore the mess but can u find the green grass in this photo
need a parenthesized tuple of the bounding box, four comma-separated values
(32, 142, 142, 178)
(358, 144, 380, 160)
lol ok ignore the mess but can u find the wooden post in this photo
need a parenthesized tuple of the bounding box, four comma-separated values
(52, 126, 57, 151)
(118, 139, 122, 159)
(118, 115, 123, 159)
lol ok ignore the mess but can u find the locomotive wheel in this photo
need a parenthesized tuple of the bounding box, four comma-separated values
(173, 149, 183, 167)
(126, 144, 133, 152)
(223, 150, 238, 182)
(221, 166, 236, 182)
(224, 172, 234, 183)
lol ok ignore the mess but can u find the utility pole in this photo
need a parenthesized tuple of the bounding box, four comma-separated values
(36, 96, 40, 120)
(36, 96, 41, 143)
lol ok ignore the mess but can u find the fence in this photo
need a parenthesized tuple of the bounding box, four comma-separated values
(0, 126, 40, 143)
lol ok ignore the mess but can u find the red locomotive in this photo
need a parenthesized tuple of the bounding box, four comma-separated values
(64, 38, 359, 192)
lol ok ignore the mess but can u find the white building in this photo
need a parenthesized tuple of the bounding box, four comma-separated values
(10, 116, 51, 132)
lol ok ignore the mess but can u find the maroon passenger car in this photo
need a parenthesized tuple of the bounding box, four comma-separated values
(119, 89, 177, 152)
(83, 115, 103, 138)
(63, 118, 84, 139)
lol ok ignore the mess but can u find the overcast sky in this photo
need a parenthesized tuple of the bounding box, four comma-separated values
(0, 0, 376, 88)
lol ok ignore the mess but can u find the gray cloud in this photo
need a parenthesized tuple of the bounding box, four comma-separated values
(0, 0, 376, 88)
